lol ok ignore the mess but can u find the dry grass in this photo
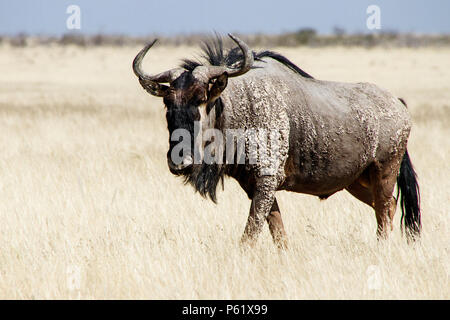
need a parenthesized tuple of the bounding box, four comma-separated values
(0, 44, 448, 299)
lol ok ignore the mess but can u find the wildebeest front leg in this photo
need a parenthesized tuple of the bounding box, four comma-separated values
(241, 178, 277, 246)
(266, 198, 287, 248)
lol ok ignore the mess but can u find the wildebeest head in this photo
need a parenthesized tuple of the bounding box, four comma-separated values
(132, 34, 253, 178)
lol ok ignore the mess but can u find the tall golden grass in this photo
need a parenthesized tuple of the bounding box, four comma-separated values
(0, 44, 448, 299)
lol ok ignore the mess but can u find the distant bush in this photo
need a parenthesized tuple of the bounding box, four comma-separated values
(10, 33, 28, 47)
(294, 28, 317, 45)
(59, 34, 87, 46)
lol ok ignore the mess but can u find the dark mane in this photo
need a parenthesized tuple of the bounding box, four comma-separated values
(181, 36, 314, 79)
(255, 51, 314, 79)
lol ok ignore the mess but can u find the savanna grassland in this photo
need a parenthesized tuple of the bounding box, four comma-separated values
(0, 43, 448, 299)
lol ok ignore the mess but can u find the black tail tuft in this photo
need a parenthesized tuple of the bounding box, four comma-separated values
(397, 150, 421, 240)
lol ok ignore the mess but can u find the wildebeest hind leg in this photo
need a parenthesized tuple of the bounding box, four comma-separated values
(346, 166, 398, 238)
(346, 180, 375, 208)
(369, 161, 399, 239)
(266, 198, 288, 249)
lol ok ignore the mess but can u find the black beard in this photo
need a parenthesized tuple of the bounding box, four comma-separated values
(181, 163, 225, 203)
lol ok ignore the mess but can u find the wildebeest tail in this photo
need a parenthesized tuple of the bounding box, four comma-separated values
(397, 149, 421, 239)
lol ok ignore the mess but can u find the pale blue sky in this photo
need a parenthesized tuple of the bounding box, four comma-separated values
(1, 0, 449, 35)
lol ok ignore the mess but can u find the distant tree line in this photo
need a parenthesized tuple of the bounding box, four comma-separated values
(2, 28, 450, 47)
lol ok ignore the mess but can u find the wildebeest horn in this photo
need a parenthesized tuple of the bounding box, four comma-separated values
(226, 33, 254, 77)
(132, 39, 184, 83)
(201, 34, 254, 81)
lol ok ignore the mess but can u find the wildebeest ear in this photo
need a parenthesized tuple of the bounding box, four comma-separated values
(208, 72, 228, 102)
(139, 79, 169, 97)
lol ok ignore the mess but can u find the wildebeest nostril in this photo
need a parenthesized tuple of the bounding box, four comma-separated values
(182, 155, 193, 167)
(167, 152, 193, 172)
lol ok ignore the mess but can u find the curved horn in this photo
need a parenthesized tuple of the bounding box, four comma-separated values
(132, 39, 184, 83)
(225, 33, 254, 77)
(196, 34, 254, 81)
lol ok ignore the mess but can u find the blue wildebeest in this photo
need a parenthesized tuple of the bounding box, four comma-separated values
(132, 34, 421, 247)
